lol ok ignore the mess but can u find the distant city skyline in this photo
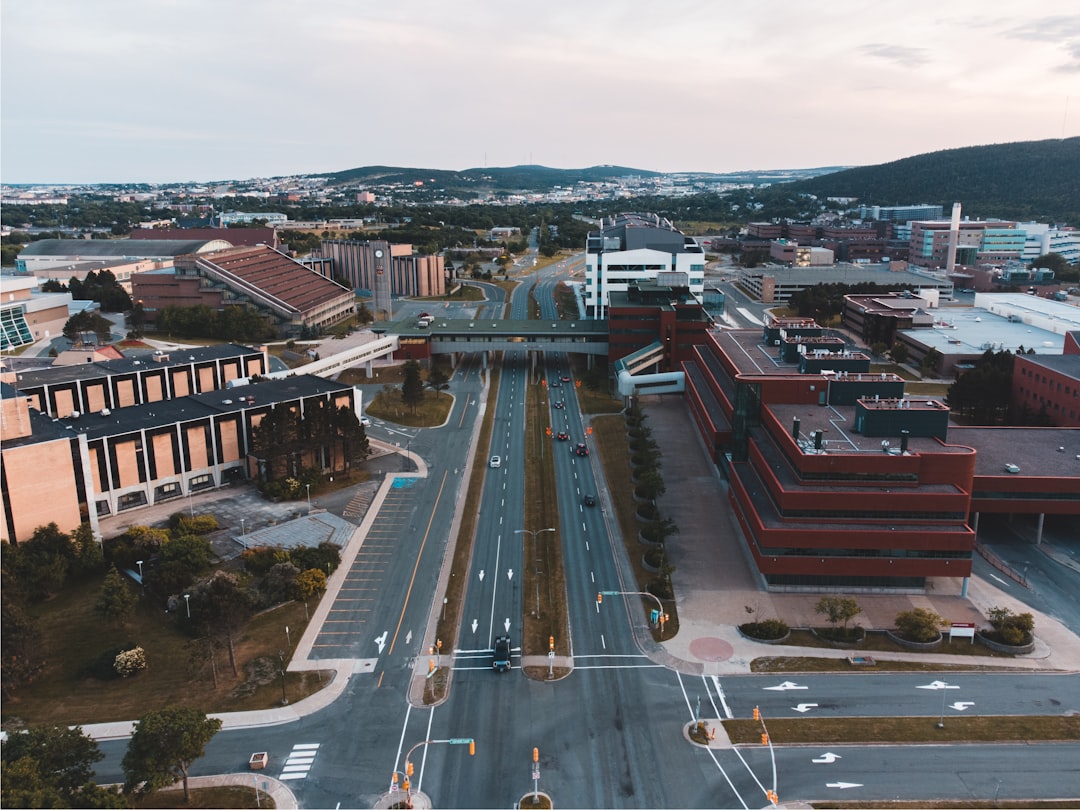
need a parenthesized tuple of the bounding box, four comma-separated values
(2, 0, 1078, 185)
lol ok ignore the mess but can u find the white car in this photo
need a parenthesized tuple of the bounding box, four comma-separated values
(489, 455, 501, 468)
(359, 416, 371, 427)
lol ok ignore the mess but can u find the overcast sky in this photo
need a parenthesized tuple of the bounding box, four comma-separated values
(2, 0, 1079, 185)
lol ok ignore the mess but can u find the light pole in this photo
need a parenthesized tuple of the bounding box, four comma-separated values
(183, 593, 191, 619)
(397, 737, 476, 809)
(515, 528, 555, 617)
(305, 483, 311, 513)
(136, 560, 144, 592)
(240, 518, 246, 548)
(278, 650, 288, 705)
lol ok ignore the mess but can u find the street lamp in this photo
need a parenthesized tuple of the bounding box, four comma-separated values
(305, 483, 311, 513)
(136, 560, 144, 592)
(240, 518, 246, 548)
(278, 650, 288, 705)
(183, 593, 191, 619)
(515, 528, 555, 617)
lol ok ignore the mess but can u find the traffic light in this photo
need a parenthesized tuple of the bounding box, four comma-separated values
(761, 733, 769, 746)
(392, 773, 399, 789)
(753, 706, 760, 721)
(406, 761, 414, 777)
(597, 592, 603, 604)
(549, 635, 555, 651)
(533, 747, 539, 763)
(586, 426, 592, 435)
(469, 740, 476, 756)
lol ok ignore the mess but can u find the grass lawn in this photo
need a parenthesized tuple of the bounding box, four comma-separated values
(365, 388, 454, 427)
(723, 715, 1080, 745)
(4, 577, 328, 727)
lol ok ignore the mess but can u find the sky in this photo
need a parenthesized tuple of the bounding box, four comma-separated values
(2, 0, 1079, 185)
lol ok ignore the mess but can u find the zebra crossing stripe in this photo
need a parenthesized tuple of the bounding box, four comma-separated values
(280, 743, 321, 781)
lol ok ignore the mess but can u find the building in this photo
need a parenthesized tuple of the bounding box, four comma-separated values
(1017, 222, 1080, 265)
(1, 372, 361, 543)
(842, 291, 936, 346)
(768, 241, 834, 266)
(680, 324, 1080, 591)
(0, 275, 73, 351)
(584, 213, 706, 319)
(606, 280, 713, 367)
(14, 238, 231, 274)
(129, 226, 279, 250)
(859, 204, 944, 222)
(736, 262, 950, 305)
(133, 245, 356, 337)
(908, 219, 1023, 269)
(317, 239, 447, 299)
(1011, 351, 1080, 427)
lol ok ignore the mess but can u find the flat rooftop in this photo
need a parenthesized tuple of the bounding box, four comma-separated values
(947, 427, 1080, 478)
(900, 307, 1065, 355)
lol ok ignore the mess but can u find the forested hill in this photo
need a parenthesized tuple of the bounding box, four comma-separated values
(784, 138, 1080, 224)
(323, 164, 661, 192)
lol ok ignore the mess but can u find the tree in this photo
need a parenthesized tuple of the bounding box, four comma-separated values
(0, 724, 124, 808)
(427, 364, 450, 398)
(893, 608, 945, 643)
(814, 595, 862, 634)
(122, 707, 222, 802)
(919, 347, 943, 378)
(401, 359, 425, 414)
(62, 310, 114, 346)
(295, 568, 327, 601)
(187, 571, 254, 676)
(96, 565, 138, 627)
(889, 341, 909, 365)
(986, 606, 1035, 646)
(1, 587, 45, 699)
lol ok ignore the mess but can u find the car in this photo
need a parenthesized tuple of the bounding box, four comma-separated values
(359, 416, 371, 427)
(489, 455, 501, 468)
(492, 634, 512, 672)
(556, 431, 570, 441)
(549, 380, 560, 387)
(561, 375, 571, 383)
(583, 494, 597, 507)
(574, 443, 589, 457)
(553, 401, 565, 409)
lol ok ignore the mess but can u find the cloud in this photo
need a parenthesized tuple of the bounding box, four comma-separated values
(1000, 14, 1080, 72)
(860, 44, 931, 69)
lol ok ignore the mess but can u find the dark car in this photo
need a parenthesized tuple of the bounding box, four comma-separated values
(549, 380, 560, 387)
(492, 635, 512, 672)
(556, 431, 570, 441)
(553, 401, 565, 410)
(583, 494, 597, 507)
(574, 443, 589, 457)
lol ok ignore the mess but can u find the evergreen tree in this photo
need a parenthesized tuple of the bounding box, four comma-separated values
(96, 565, 138, 626)
(401, 360, 425, 414)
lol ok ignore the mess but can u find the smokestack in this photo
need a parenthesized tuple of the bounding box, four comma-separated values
(792, 417, 801, 441)
(945, 202, 961, 275)
(900, 429, 910, 454)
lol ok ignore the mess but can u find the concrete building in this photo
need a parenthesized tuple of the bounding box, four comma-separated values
(317, 239, 446, 298)
(908, 219, 1023, 269)
(736, 262, 951, 305)
(859, 204, 944, 222)
(133, 245, 356, 337)
(0, 275, 73, 351)
(1, 372, 360, 543)
(584, 213, 706, 319)
(14, 238, 231, 274)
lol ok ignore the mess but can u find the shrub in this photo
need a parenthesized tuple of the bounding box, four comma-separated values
(114, 646, 147, 677)
(894, 608, 945, 643)
(170, 514, 219, 535)
(643, 547, 666, 569)
(646, 578, 673, 601)
(985, 606, 1034, 646)
(81, 643, 138, 680)
(740, 619, 790, 640)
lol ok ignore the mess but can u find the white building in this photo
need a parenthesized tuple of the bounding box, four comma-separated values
(1017, 222, 1080, 265)
(584, 213, 705, 319)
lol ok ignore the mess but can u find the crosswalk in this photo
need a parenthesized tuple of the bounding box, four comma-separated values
(343, 488, 372, 519)
(279, 743, 320, 781)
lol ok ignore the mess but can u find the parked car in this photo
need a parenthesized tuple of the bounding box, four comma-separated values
(492, 635, 512, 672)
(490, 455, 501, 468)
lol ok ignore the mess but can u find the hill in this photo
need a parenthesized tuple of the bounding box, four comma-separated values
(785, 138, 1080, 224)
(322, 164, 662, 193)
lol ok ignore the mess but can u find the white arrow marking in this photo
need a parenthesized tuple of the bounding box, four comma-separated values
(950, 701, 976, 711)
(812, 753, 841, 764)
(507, 568, 514, 581)
(764, 681, 808, 691)
(916, 680, 960, 690)
(405, 630, 412, 645)
(504, 617, 511, 633)
(471, 619, 478, 634)
(827, 782, 863, 789)
(374, 631, 387, 654)
(792, 703, 818, 713)
(479, 570, 485, 581)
